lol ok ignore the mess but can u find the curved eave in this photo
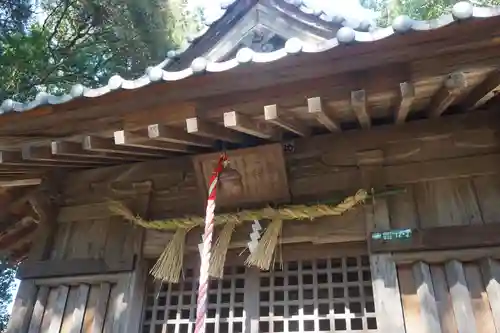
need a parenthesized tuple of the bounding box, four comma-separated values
(1, 2, 499, 114)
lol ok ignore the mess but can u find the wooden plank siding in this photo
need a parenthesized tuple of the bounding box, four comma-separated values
(396, 259, 500, 333)
(13, 264, 147, 333)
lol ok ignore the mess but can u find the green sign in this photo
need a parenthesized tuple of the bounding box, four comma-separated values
(371, 228, 412, 241)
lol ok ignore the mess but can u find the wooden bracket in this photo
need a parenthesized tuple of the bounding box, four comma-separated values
(428, 72, 468, 118)
(186, 117, 245, 143)
(114, 130, 193, 153)
(224, 111, 278, 139)
(461, 70, 500, 110)
(307, 97, 340, 132)
(395, 82, 415, 124)
(351, 90, 370, 129)
(264, 104, 310, 137)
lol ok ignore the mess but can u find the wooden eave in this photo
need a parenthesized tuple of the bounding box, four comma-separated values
(2, 15, 500, 259)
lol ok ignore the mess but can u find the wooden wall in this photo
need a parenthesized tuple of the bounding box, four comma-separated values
(388, 174, 500, 229)
(9, 109, 500, 332)
(7, 262, 148, 333)
(397, 258, 500, 333)
(27, 282, 118, 332)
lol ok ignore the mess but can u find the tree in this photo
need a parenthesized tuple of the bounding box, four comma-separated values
(0, 261, 16, 331)
(0, 0, 32, 35)
(361, 0, 500, 27)
(0, 0, 202, 102)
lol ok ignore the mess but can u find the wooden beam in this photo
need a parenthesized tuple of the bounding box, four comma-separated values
(395, 82, 415, 124)
(307, 97, 340, 132)
(394, 247, 500, 264)
(147, 124, 213, 147)
(16, 257, 135, 280)
(0, 178, 42, 187)
(264, 104, 311, 136)
(83, 136, 165, 157)
(0, 150, 87, 168)
(22, 145, 111, 165)
(370, 223, 500, 253)
(122, 102, 197, 129)
(186, 117, 245, 143)
(428, 72, 468, 118)
(51, 141, 143, 161)
(264, 104, 310, 137)
(351, 90, 370, 128)
(461, 70, 500, 110)
(223, 111, 278, 139)
(114, 130, 193, 153)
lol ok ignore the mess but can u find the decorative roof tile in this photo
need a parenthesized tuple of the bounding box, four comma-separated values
(2, 1, 500, 113)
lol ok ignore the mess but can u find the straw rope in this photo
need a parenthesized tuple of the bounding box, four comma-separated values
(108, 189, 369, 231)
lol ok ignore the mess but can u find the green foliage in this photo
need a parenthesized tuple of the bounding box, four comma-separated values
(0, 261, 16, 331)
(0, 0, 32, 35)
(0, 0, 202, 101)
(361, 0, 500, 27)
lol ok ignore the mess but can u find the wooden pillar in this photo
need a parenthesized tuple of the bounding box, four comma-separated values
(7, 173, 64, 333)
(244, 267, 260, 333)
(114, 180, 151, 333)
(357, 150, 406, 333)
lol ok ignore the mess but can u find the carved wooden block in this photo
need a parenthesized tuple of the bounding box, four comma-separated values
(192, 143, 290, 209)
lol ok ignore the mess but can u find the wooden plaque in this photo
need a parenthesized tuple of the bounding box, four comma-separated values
(192, 143, 290, 209)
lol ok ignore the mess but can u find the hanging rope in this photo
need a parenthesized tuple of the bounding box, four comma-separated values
(195, 153, 228, 333)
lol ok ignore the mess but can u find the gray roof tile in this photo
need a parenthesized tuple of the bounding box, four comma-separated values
(1, 1, 498, 113)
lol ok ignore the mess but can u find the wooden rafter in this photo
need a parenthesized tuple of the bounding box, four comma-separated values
(0, 178, 42, 187)
(460, 70, 500, 110)
(52, 141, 142, 161)
(351, 90, 370, 129)
(83, 136, 166, 157)
(307, 97, 340, 132)
(0, 151, 85, 168)
(186, 117, 245, 143)
(395, 82, 415, 124)
(223, 111, 278, 139)
(264, 104, 310, 137)
(428, 72, 468, 118)
(22, 145, 111, 165)
(114, 130, 193, 153)
(147, 124, 213, 147)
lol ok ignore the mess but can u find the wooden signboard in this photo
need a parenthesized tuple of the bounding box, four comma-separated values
(192, 143, 290, 209)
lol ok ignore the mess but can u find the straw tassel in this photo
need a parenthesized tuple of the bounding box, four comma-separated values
(208, 220, 238, 279)
(150, 228, 189, 283)
(245, 218, 283, 271)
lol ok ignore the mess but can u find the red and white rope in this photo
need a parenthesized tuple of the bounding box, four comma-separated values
(195, 154, 227, 333)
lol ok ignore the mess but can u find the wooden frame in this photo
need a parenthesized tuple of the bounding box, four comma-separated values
(17, 257, 135, 280)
